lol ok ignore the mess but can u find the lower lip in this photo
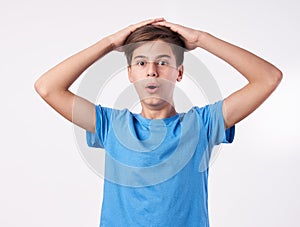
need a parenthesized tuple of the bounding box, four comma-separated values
(146, 87, 159, 94)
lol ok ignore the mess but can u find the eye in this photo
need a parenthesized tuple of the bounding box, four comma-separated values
(137, 61, 146, 66)
(157, 60, 168, 66)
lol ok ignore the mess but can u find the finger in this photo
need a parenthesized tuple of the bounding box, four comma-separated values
(153, 21, 180, 33)
(127, 18, 165, 35)
(153, 17, 165, 22)
(123, 18, 166, 40)
(135, 18, 165, 28)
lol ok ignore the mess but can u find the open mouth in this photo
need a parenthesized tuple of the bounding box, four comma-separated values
(145, 83, 159, 93)
(146, 83, 159, 89)
(147, 85, 157, 89)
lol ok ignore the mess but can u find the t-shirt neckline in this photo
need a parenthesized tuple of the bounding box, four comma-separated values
(133, 112, 180, 126)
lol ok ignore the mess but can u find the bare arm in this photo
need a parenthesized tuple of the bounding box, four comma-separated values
(34, 38, 112, 132)
(154, 21, 283, 128)
(34, 18, 164, 132)
(199, 33, 283, 128)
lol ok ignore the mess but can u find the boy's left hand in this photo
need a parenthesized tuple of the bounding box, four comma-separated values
(153, 20, 202, 50)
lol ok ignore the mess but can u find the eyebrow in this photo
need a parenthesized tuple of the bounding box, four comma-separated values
(133, 54, 172, 60)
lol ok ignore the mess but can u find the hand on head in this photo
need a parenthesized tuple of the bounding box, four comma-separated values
(109, 18, 202, 51)
(108, 18, 166, 51)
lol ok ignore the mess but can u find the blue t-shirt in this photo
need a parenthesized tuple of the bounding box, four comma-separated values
(86, 100, 235, 227)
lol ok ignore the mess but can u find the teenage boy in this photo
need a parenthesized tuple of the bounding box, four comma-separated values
(35, 18, 282, 226)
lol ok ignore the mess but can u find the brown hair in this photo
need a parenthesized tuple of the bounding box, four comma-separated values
(123, 25, 186, 66)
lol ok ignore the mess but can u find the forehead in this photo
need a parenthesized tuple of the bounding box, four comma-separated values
(132, 40, 174, 59)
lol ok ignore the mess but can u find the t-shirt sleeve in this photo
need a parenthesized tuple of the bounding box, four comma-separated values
(196, 100, 235, 146)
(86, 105, 112, 148)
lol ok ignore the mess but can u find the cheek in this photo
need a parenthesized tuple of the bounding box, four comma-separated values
(161, 70, 180, 81)
(128, 67, 139, 82)
(129, 68, 146, 81)
(129, 71, 139, 81)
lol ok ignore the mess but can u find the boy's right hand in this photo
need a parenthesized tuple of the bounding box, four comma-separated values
(108, 18, 165, 50)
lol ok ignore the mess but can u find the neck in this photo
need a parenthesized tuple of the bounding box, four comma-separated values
(140, 102, 177, 119)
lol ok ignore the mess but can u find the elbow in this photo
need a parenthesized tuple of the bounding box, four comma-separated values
(264, 67, 283, 91)
(270, 68, 283, 88)
(34, 78, 50, 99)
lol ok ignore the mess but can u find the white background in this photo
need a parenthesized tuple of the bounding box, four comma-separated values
(1, 0, 299, 226)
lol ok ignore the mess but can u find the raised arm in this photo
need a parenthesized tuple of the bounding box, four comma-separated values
(154, 20, 283, 128)
(34, 18, 164, 132)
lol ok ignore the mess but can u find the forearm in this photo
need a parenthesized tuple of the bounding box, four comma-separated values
(35, 37, 113, 97)
(196, 32, 282, 85)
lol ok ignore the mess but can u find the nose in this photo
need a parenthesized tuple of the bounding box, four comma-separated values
(147, 62, 158, 77)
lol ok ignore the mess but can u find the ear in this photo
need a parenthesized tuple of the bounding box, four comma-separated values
(127, 65, 133, 83)
(176, 65, 184, 82)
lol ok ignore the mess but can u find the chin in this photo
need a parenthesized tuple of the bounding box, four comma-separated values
(141, 97, 169, 109)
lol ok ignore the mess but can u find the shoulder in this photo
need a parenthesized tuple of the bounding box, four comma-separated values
(189, 100, 223, 119)
(95, 105, 132, 119)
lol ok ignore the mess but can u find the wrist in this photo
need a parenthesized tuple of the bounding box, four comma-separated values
(88, 37, 114, 59)
(104, 35, 116, 51)
(196, 31, 209, 48)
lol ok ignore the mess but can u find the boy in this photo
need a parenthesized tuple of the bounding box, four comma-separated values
(35, 18, 282, 226)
